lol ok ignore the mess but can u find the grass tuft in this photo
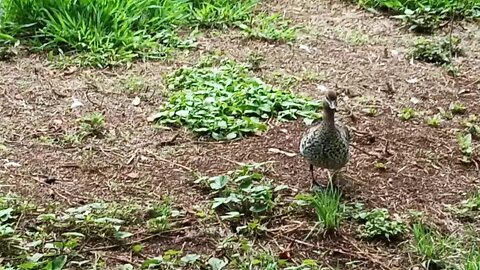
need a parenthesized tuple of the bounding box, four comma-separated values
(411, 221, 454, 268)
(0, 0, 258, 66)
(296, 187, 344, 232)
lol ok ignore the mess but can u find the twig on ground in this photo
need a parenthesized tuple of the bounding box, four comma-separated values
(84, 226, 191, 252)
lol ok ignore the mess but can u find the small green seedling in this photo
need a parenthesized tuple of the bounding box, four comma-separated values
(399, 108, 416, 121)
(457, 133, 473, 163)
(426, 114, 443, 127)
(450, 102, 467, 115)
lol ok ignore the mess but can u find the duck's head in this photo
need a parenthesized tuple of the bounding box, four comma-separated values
(323, 89, 338, 111)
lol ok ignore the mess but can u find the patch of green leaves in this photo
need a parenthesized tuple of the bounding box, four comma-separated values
(448, 190, 480, 220)
(239, 12, 298, 42)
(450, 102, 467, 115)
(410, 36, 463, 74)
(399, 107, 417, 121)
(194, 163, 288, 238)
(146, 198, 183, 233)
(295, 187, 344, 233)
(426, 114, 443, 127)
(457, 132, 474, 163)
(357, 0, 480, 32)
(215, 235, 320, 269)
(195, 163, 288, 219)
(63, 112, 106, 145)
(461, 115, 480, 140)
(352, 206, 407, 240)
(0, 194, 187, 269)
(142, 250, 202, 269)
(155, 57, 321, 140)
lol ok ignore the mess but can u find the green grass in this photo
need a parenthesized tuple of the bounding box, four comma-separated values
(0, 0, 299, 66)
(153, 56, 321, 140)
(239, 12, 298, 42)
(0, 0, 258, 67)
(295, 187, 344, 232)
(411, 221, 454, 268)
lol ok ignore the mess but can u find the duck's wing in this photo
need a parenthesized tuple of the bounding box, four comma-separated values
(335, 121, 351, 142)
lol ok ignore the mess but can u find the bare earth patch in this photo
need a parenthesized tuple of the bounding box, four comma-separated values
(1, 0, 479, 269)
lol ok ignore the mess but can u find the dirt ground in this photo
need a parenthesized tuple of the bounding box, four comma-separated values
(1, 0, 480, 269)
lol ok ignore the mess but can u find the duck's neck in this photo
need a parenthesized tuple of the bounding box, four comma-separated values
(323, 106, 335, 128)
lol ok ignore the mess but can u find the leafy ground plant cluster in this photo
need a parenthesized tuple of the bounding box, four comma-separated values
(410, 35, 464, 75)
(0, 194, 186, 269)
(153, 56, 321, 140)
(0, 0, 298, 66)
(194, 162, 289, 234)
(357, 0, 480, 32)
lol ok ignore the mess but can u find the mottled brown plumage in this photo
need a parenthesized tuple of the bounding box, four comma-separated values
(299, 89, 351, 187)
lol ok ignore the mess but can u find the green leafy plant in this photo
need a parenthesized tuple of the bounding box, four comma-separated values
(426, 114, 443, 127)
(295, 187, 344, 233)
(363, 107, 378, 117)
(457, 133, 473, 163)
(77, 112, 106, 137)
(450, 102, 467, 115)
(356, 0, 480, 32)
(154, 57, 321, 140)
(239, 12, 298, 42)
(447, 190, 480, 220)
(195, 163, 288, 220)
(146, 198, 182, 233)
(352, 207, 407, 240)
(410, 36, 463, 73)
(461, 116, 480, 140)
(63, 112, 106, 145)
(246, 52, 265, 71)
(395, 6, 445, 33)
(142, 250, 201, 269)
(399, 107, 417, 121)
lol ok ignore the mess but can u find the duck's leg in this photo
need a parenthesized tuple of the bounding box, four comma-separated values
(327, 170, 339, 189)
(310, 164, 323, 190)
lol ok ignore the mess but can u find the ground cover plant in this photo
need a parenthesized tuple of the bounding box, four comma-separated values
(153, 56, 321, 140)
(356, 0, 480, 32)
(351, 205, 407, 240)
